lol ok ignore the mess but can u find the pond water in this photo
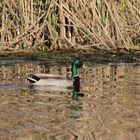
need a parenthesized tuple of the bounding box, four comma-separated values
(0, 59, 140, 140)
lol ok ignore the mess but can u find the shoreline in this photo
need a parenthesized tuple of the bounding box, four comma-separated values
(0, 49, 140, 64)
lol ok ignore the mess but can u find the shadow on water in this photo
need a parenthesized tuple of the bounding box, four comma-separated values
(0, 59, 140, 140)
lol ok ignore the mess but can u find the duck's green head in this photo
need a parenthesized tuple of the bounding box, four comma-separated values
(71, 60, 83, 77)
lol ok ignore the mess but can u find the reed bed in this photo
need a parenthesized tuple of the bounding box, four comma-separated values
(0, 0, 140, 51)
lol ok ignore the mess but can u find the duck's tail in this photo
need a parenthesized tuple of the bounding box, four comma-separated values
(27, 74, 40, 83)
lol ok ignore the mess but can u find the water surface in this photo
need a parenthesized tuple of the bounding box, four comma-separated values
(0, 59, 140, 140)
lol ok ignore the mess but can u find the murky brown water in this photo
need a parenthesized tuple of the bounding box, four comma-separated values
(0, 59, 140, 140)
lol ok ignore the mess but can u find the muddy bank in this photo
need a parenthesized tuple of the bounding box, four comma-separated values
(0, 50, 140, 64)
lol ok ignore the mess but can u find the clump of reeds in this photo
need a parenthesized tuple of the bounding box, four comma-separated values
(0, 0, 140, 51)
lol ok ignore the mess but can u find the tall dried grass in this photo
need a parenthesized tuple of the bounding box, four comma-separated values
(0, 0, 140, 51)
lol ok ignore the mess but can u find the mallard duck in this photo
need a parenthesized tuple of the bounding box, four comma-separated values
(27, 60, 83, 91)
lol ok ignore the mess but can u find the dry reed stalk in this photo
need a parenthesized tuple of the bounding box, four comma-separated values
(0, 0, 139, 51)
(58, 0, 113, 49)
(58, 0, 65, 38)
